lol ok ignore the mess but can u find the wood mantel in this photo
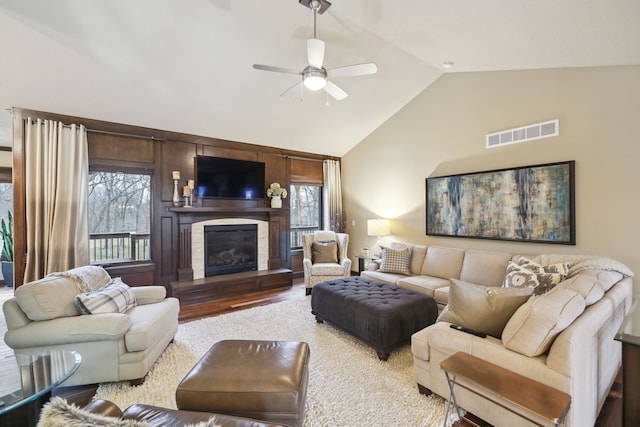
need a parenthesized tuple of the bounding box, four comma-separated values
(169, 206, 288, 282)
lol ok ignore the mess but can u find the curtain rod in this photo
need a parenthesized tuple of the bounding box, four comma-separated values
(27, 119, 164, 141)
(86, 128, 165, 141)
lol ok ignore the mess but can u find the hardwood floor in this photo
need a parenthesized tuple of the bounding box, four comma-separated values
(0, 284, 624, 425)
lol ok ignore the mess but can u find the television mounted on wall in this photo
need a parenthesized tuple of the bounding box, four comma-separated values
(195, 155, 265, 200)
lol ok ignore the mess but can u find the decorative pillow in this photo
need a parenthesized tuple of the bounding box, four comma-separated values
(38, 397, 220, 427)
(502, 288, 585, 357)
(438, 279, 534, 338)
(75, 278, 137, 315)
(379, 246, 412, 275)
(503, 259, 568, 295)
(516, 256, 569, 275)
(311, 240, 338, 263)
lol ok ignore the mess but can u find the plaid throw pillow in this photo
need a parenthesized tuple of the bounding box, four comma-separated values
(75, 278, 137, 315)
(379, 246, 412, 275)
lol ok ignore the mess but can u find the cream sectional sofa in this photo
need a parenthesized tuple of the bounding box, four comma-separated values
(360, 243, 634, 427)
(2, 266, 180, 386)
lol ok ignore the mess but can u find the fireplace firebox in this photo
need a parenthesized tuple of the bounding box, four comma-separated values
(204, 224, 258, 276)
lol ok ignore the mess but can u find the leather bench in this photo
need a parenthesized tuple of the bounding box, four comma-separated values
(176, 340, 310, 427)
(311, 276, 438, 360)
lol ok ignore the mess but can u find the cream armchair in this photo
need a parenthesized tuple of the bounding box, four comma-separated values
(2, 266, 179, 386)
(303, 231, 351, 295)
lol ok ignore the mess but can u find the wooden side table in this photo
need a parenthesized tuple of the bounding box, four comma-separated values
(440, 351, 570, 427)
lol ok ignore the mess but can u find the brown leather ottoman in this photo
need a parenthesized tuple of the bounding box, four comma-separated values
(176, 340, 310, 427)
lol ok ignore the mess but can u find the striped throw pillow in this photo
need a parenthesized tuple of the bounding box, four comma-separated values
(75, 278, 137, 314)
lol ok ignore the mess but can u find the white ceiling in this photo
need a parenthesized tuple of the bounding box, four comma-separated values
(1, 0, 639, 156)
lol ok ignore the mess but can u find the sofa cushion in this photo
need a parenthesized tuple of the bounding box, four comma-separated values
(311, 240, 338, 263)
(459, 250, 512, 287)
(15, 276, 82, 321)
(556, 272, 605, 305)
(438, 279, 534, 338)
(75, 278, 137, 315)
(502, 288, 585, 357)
(420, 246, 464, 280)
(379, 246, 412, 275)
(359, 270, 404, 286)
(391, 242, 427, 275)
(433, 286, 450, 306)
(396, 276, 450, 298)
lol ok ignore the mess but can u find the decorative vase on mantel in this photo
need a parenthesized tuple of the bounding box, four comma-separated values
(271, 195, 282, 208)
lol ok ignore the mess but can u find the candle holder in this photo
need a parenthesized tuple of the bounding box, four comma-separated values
(172, 179, 180, 207)
(184, 190, 193, 208)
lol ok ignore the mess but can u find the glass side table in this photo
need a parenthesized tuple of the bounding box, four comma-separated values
(615, 298, 640, 427)
(0, 350, 82, 427)
(355, 255, 379, 274)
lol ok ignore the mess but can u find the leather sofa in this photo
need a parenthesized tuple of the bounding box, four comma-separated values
(38, 397, 287, 426)
(3, 266, 179, 386)
(361, 242, 634, 427)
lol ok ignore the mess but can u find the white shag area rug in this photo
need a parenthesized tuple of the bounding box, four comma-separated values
(95, 297, 458, 427)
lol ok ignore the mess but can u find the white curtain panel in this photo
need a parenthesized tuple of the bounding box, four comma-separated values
(24, 118, 89, 282)
(322, 159, 343, 232)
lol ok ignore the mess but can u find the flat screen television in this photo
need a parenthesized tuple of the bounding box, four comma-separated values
(195, 155, 265, 200)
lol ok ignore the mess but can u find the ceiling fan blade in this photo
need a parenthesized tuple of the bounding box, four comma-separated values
(281, 82, 303, 98)
(307, 38, 325, 68)
(328, 62, 377, 78)
(253, 64, 301, 75)
(324, 80, 348, 101)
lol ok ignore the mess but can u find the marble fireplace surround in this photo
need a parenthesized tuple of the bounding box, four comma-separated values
(191, 218, 268, 280)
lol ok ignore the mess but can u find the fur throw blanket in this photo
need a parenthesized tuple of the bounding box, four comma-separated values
(37, 397, 220, 427)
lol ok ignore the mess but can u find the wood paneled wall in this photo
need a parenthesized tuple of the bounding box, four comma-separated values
(11, 108, 339, 288)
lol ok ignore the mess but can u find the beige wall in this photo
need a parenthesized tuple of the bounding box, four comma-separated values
(342, 65, 640, 294)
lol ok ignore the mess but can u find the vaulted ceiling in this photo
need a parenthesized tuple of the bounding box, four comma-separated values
(1, 0, 639, 155)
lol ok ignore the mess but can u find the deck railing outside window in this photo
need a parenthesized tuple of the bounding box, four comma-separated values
(90, 232, 150, 263)
(290, 226, 319, 249)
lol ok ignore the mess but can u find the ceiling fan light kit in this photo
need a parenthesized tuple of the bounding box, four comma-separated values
(253, 0, 376, 101)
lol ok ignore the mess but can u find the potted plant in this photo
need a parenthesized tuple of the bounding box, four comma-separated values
(1, 211, 13, 288)
(266, 183, 287, 208)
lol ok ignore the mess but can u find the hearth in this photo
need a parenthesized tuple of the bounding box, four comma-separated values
(204, 224, 257, 276)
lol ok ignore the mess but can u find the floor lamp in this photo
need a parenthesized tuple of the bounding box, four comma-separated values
(367, 219, 391, 257)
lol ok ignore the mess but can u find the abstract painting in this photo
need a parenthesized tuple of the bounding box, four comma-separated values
(426, 161, 575, 244)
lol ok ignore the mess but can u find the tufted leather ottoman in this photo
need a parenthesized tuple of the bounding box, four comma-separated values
(311, 276, 437, 360)
(176, 340, 310, 427)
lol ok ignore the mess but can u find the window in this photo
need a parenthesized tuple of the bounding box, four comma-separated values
(0, 180, 12, 261)
(290, 184, 322, 248)
(88, 171, 151, 263)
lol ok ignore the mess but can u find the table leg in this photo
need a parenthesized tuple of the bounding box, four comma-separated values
(443, 371, 462, 427)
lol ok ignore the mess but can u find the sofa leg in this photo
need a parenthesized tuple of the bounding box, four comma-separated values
(305, 288, 312, 296)
(129, 376, 146, 386)
(417, 383, 432, 396)
(315, 315, 324, 324)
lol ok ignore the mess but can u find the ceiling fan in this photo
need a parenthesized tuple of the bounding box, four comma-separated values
(252, 0, 377, 101)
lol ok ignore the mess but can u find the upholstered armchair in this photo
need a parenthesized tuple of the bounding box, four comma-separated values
(302, 231, 351, 295)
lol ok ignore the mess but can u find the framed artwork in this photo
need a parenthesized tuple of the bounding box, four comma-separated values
(426, 161, 575, 244)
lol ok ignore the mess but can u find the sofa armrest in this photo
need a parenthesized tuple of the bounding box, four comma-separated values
(83, 399, 124, 418)
(4, 313, 131, 349)
(130, 286, 167, 305)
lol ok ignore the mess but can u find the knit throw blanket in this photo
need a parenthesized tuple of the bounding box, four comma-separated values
(535, 254, 634, 278)
(47, 265, 111, 293)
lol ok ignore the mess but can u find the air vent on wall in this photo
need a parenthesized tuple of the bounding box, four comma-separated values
(486, 119, 559, 149)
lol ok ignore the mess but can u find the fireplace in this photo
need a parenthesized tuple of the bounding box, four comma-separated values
(204, 224, 258, 276)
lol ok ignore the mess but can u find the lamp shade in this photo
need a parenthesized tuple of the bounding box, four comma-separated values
(367, 219, 391, 237)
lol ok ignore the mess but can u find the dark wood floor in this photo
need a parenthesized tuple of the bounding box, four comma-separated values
(52, 281, 621, 426)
